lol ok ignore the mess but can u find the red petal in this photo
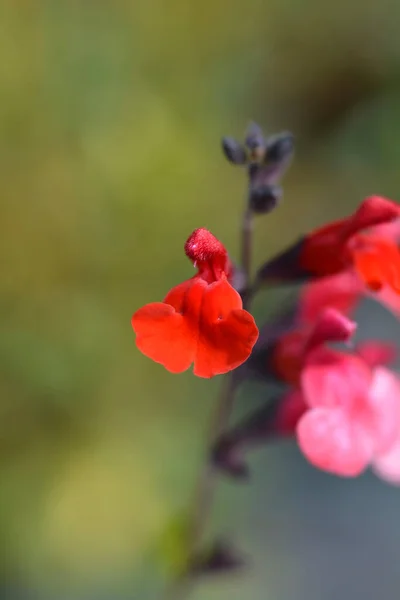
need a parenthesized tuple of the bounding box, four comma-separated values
(272, 330, 306, 385)
(301, 220, 349, 275)
(275, 390, 307, 434)
(194, 278, 259, 378)
(131, 302, 196, 373)
(356, 341, 397, 368)
(343, 196, 400, 239)
(300, 197, 400, 277)
(163, 278, 195, 310)
(297, 408, 373, 476)
(298, 271, 362, 324)
(352, 236, 400, 293)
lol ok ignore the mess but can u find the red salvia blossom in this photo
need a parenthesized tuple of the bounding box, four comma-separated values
(300, 195, 400, 293)
(298, 221, 400, 322)
(297, 347, 400, 477)
(131, 228, 259, 378)
(272, 307, 356, 386)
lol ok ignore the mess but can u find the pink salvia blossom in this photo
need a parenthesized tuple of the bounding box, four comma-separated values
(297, 348, 400, 478)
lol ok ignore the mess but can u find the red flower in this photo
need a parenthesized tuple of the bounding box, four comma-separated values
(274, 389, 308, 435)
(131, 228, 259, 378)
(272, 307, 356, 386)
(300, 196, 400, 293)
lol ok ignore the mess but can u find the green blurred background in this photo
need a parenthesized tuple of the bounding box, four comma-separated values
(2, 1, 400, 598)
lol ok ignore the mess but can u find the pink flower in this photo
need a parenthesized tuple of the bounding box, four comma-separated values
(271, 309, 356, 434)
(298, 271, 363, 325)
(373, 438, 400, 485)
(296, 348, 400, 477)
(369, 366, 400, 485)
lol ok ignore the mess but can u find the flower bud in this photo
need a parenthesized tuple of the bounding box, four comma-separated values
(221, 137, 247, 165)
(245, 121, 265, 151)
(265, 131, 294, 164)
(249, 184, 283, 214)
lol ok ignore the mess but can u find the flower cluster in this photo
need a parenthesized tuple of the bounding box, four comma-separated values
(270, 294, 400, 482)
(132, 123, 400, 488)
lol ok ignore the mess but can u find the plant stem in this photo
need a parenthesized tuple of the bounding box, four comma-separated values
(241, 207, 253, 306)
(188, 373, 237, 549)
(165, 205, 254, 599)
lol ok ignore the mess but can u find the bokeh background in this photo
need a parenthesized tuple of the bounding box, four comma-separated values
(2, 1, 400, 598)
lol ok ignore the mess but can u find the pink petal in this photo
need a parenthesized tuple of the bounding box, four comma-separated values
(302, 348, 371, 410)
(297, 408, 373, 476)
(372, 438, 400, 485)
(305, 308, 356, 354)
(365, 367, 400, 454)
(370, 219, 400, 242)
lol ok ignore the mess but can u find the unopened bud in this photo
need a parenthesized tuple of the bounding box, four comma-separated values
(265, 132, 294, 164)
(221, 137, 247, 165)
(245, 121, 265, 151)
(249, 184, 283, 214)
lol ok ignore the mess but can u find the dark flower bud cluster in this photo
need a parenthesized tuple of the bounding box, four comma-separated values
(222, 122, 294, 215)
